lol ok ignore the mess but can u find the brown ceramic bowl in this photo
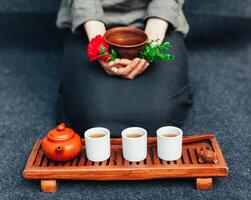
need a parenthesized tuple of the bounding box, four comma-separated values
(104, 27, 148, 59)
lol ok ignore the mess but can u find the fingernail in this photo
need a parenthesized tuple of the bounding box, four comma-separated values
(108, 62, 113, 67)
(135, 58, 140, 62)
(111, 67, 118, 73)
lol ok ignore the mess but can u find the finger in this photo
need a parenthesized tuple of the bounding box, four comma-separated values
(114, 58, 131, 66)
(137, 60, 149, 74)
(103, 65, 115, 75)
(100, 60, 115, 75)
(112, 59, 132, 68)
(111, 67, 118, 73)
(102, 63, 112, 71)
(113, 58, 140, 76)
(107, 62, 114, 67)
(127, 59, 146, 79)
(141, 62, 150, 73)
(107, 58, 119, 67)
(138, 60, 149, 73)
(109, 59, 130, 68)
(104, 68, 114, 75)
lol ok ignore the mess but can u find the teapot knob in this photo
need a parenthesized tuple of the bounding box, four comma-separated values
(57, 123, 66, 131)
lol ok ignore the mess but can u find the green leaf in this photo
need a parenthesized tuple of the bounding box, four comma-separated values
(111, 49, 117, 58)
(107, 49, 118, 62)
(140, 40, 175, 62)
(99, 46, 107, 56)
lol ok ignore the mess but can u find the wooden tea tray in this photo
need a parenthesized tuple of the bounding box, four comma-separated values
(23, 134, 228, 192)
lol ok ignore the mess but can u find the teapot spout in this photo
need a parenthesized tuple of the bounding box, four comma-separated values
(55, 146, 64, 154)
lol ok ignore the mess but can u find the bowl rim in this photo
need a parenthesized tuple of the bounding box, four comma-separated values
(104, 27, 149, 48)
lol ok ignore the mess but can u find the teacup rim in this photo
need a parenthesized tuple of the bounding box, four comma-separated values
(84, 127, 110, 140)
(156, 126, 183, 140)
(122, 127, 147, 140)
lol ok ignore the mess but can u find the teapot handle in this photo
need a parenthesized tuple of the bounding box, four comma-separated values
(55, 146, 64, 154)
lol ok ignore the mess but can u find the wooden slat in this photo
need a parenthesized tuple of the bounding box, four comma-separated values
(111, 135, 213, 146)
(78, 151, 85, 166)
(182, 134, 214, 144)
(48, 160, 55, 167)
(64, 160, 71, 167)
(210, 137, 226, 165)
(152, 148, 160, 165)
(116, 150, 122, 167)
(86, 159, 92, 166)
(57, 162, 64, 166)
(146, 148, 152, 166)
(101, 158, 108, 166)
(41, 156, 49, 167)
(25, 140, 41, 169)
(124, 158, 130, 167)
(34, 148, 44, 167)
(109, 151, 115, 166)
(176, 158, 183, 165)
(182, 147, 191, 164)
(71, 157, 78, 166)
(188, 147, 198, 164)
(161, 159, 167, 166)
(120, 150, 128, 166)
(139, 160, 145, 166)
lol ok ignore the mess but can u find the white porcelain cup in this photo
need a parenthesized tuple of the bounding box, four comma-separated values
(84, 127, 110, 162)
(122, 127, 147, 162)
(157, 126, 183, 161)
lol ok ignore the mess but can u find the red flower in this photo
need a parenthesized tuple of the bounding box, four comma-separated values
(87, 35, 110, 62)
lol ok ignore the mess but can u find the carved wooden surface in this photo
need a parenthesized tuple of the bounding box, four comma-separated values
(23, 134, 228, 192)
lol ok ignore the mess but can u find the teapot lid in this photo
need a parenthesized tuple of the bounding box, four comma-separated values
(47, 123, 74, 142)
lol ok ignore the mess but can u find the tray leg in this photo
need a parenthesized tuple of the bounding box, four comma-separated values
(196, 178, 213, 190)
(41, 180, 58, 193)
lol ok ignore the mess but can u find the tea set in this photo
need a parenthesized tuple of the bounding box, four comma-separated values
(24, 124, 227, 192)
(41, 123, 183, 163)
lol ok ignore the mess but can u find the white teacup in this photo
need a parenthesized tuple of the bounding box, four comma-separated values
(84, 127, 110, 162)
(122, 127, 147, 162)
(157, 126, 183, 161)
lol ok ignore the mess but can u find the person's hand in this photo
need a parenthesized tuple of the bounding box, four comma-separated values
(99, 60, 116, 75)
(99, 60, 128, 75)
(109, 58, 150, 79)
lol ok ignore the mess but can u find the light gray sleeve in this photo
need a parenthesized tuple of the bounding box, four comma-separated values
(144, 0, 189, 36)
(56, 0, 72, 29)
(71, 0, 105, 33)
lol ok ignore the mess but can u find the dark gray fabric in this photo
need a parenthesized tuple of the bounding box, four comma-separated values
(57, 30, 193, 136)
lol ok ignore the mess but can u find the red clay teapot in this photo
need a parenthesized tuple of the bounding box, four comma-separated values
(42, 123, 82, 162)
